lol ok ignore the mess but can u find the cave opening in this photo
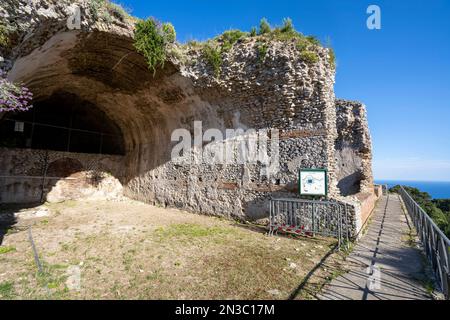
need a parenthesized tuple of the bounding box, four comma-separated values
(0, 91, 125, 155)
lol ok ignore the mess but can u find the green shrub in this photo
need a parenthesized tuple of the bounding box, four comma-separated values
(256, 41, 268, 63)
(328, 48, 336, 69)
(306, 35, 321, 46)
(89, 0, 106, 21)
(250, 27, 257, 37)
(259, 18, 271, 35)
(134, 18, 176, 74)
(0, 281, 13, 299)
(219, 29, 246, 51)
(162, 23, 176, 43)
(106, 2, 131, 22)
(199, 29, 247, 77)
(89, 0, 131, 23)
(186, 40, 202, 48)
(280, 18, 294, 33)
(203, 44, 222, 77)
(300, 50, 319, 64)
(0, 24, 10, 48)
(295, 37, 310, 51)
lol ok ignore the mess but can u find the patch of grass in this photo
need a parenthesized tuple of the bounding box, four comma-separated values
(181, 17, 331, 76)
(146, 270, 163, 281)
(199, 29, 246, 77)
(88, 0, 131, 23)
(259, 18, 271, 35)
(299, 50, 319, 64)
(0, 281, 14, 299)
(122, 249, 135, 271)
(155, 223, 232, 239)
(306, 35, 321, 46)
(340, 240, 355, 257)
(0, 246, 16, 254)
(280, 18, 294, 33)
(202, 44, 222, 77)
(162, 23, 176, 43)
(422, 279, 435, 295)
(328, 48, 336, 69)
(295, 37, 310, 51)
(88, 0, 106, 21)
(0, 24, 10, 48)
(219, 30, 247, 52)
(256, 41, 268, 63)
(106, 1, 132, 22)
(35, 261, 69, 295)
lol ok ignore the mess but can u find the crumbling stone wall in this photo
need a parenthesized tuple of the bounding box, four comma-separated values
(0, 148, 124, 203)
(335, 99, 373, 196)
(0, 0, 376, 236)
(125, 38, 339, 220)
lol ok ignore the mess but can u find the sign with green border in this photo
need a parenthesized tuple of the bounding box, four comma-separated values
(298, 168, 328, 196)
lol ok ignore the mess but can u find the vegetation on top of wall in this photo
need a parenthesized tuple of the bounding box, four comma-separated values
(219, 30, 248, 52)
(132, 15, 332, 76)
(258, 18, 271, 35)
(328, 48, 336, 69)
(299, 50, 319, 64)
(162, 23, 176, 43)
(202, 44, 222, 77)
(199, 29, 247, 77)
(256, 41, 268, 63)
(187, 18, 328, 75)
(251, 18, 325, 65)
(88, 0, 132, 23)
(134, 18, 177, 74)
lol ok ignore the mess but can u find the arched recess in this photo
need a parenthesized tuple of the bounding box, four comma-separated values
(0, 30, 202, 203)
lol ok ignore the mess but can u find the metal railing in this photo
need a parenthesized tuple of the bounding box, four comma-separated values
(399, 186, 450, 299)
(269, 198, 351, 248)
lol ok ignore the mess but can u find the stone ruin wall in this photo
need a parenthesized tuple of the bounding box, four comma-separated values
(335, 99, 374, 196)
(124, 38, 339, 221)
(0, 0, 377, 235)
(0, 148, 125, 203)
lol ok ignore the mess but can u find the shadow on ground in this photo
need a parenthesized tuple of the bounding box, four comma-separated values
(0, 203, 40, 245)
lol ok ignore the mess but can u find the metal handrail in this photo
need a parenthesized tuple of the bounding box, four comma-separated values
(399, 186, 450, 299)
(269, 198, 351, 249)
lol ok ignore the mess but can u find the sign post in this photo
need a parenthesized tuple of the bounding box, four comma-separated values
(298, 168, 328, 197)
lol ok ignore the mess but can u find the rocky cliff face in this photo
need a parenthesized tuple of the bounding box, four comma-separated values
(0, 0, 374, 227)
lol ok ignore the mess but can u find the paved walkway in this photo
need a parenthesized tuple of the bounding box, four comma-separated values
(318, 194, 433, 300)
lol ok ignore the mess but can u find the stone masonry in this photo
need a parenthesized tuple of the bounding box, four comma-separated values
(0, 0, 378, 236)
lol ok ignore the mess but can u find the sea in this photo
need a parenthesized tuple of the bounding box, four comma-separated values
(375, 180, 450, 199)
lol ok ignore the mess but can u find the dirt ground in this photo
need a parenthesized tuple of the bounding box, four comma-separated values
(0, 199, 346, 300)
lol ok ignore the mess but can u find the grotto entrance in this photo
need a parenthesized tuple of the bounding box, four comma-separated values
(1, 30, 187, 204)
(0, 91, 126, 204)
(0, 91, 125, 155)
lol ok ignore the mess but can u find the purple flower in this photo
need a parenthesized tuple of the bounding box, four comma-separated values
(0, 75, 34, 112)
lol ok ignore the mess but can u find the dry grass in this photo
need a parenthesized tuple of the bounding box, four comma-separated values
(0, 200, 344, 300)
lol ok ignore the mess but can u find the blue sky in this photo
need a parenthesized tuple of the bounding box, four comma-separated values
(119, 0, 450, 181)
